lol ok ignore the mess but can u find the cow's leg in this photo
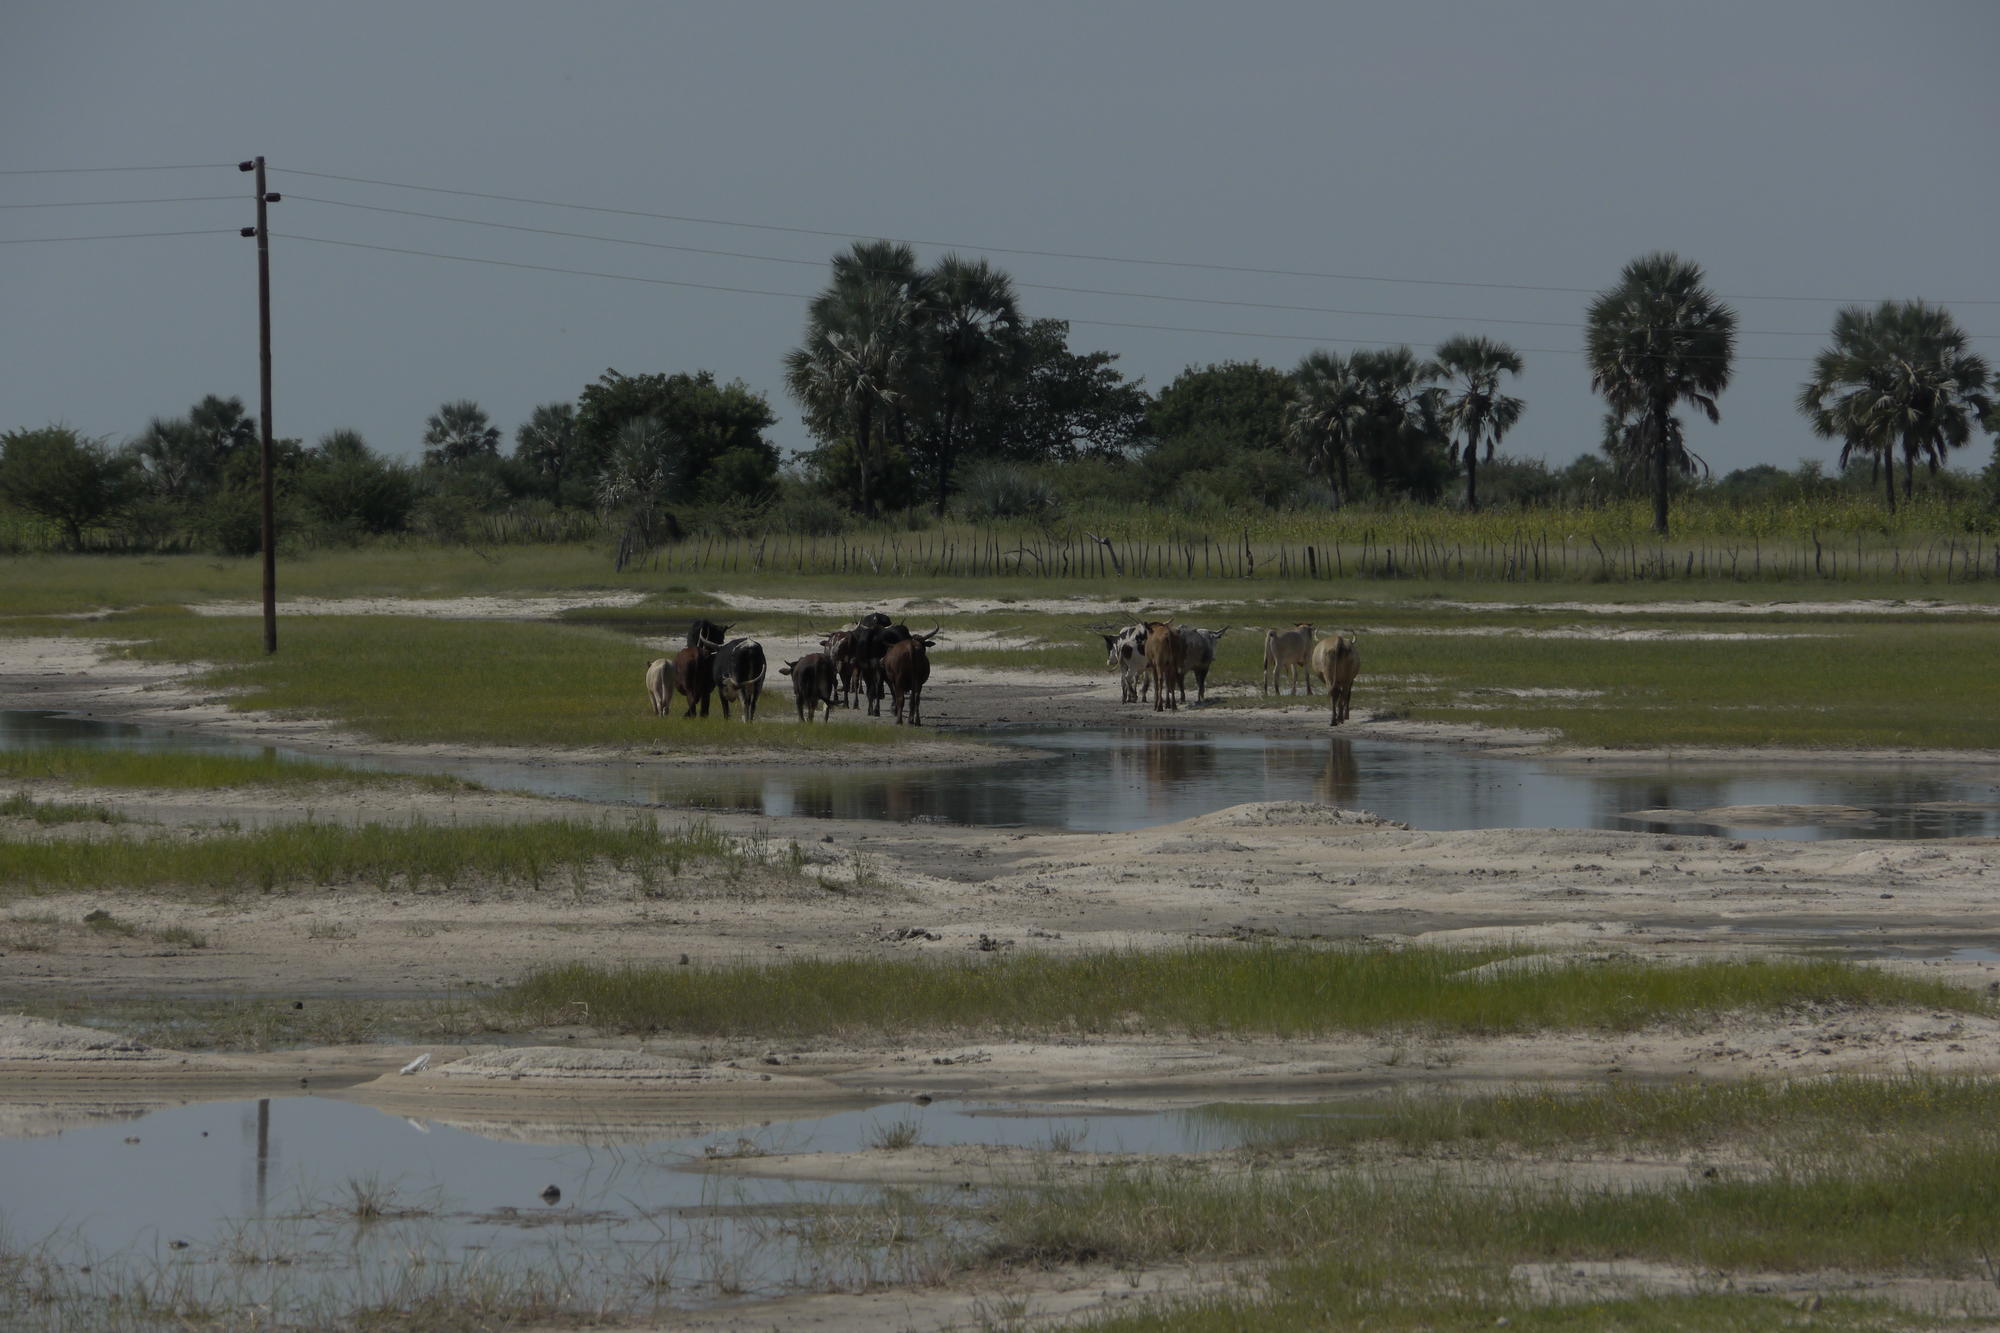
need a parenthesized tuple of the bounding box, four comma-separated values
(910, 684, 922, 726)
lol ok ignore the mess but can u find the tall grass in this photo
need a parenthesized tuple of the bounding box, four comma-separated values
(0, 815, 743, 897)
(503, 947, 1982, 1038)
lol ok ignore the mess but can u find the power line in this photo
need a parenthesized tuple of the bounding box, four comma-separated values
(278, 230, 1826, 362)
(285, 192, 1947, 339)
(0, 163, 234, 175)
(0, 228, 238, 244)
(0, 196, 239, 208)
(278, 164, 2000, 307)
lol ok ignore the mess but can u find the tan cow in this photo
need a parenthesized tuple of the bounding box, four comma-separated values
(1309, 633, 1361, 726)
(1262, 623, 1316, 695)
(1143, 620, 1184, 713)
(644, 657, 673, 716)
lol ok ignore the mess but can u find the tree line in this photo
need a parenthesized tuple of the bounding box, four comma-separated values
(3, 250, 1995, 553)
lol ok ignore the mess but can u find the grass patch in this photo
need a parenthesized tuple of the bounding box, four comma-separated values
(993, 1137, 2000, 1326)
(85, 613, 910, 749)
(0, 815, 750, 899)
(0, 789, 126, 825)
(503, 946, 1982, 1038)
(0, 747, 479, 792)
(1196, 1072, 2000, 1158)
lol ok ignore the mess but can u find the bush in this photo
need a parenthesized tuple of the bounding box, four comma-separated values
(955, 461, 1063, 522)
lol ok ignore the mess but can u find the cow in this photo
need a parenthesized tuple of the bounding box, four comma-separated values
(1143, 620, 1184, 713)
(1262, 623, 1317, 696)
(1096, 624, 1150, 703)
(882, 628, 941, 725)
(820, 614, 893, 708)
(671, 642, 717, 717)
(848, 622, 913, 717)
(1175, 625, 1229, 705)
(712, 638, 767, 722)
(1309, 633, 1361, 726)
(644, 657, 673, 717)
(687, 619, 732, 650)
(779, 652, 838, 723)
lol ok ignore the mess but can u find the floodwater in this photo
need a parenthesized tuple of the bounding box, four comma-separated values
(0, 1094, 1249, 1319)
(3, 708, 1996, 840)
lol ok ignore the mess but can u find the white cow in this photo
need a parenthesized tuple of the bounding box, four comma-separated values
(1262, 623, 1316, 696)
(1099, 624, 1151, 703)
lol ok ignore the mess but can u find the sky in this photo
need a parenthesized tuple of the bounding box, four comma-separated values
(4, 1, 1997, 479)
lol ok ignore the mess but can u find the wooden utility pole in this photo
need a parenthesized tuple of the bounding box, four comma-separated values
(239, 157, 281, 653)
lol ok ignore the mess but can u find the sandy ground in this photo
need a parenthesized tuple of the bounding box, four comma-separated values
(7, 596, 2000, 1327)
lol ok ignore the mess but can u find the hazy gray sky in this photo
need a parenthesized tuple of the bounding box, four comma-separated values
(5, 1, 1996, 478)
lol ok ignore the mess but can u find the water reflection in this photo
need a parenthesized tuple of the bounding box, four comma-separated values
(2, 709, 1995, 841)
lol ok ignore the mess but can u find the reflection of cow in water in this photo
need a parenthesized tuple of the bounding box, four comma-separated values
(1316, 737, 1360, 807)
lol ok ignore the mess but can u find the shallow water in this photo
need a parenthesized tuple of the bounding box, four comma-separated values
(4, 708, 1995, 839)
(0, 1094, 1246, 1317)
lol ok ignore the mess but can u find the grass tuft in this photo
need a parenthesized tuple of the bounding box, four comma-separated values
(502, 946, 1982, 1039)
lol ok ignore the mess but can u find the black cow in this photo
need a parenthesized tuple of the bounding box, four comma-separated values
(686, 619, 733, 650)
(712, 638, 767, 722)
(849, 622, 913, 717)
(780, 653, 838, 723)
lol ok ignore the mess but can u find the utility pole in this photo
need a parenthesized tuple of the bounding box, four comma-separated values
(239, 157, 281, 654)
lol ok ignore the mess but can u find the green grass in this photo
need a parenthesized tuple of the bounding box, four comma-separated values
(503, 946, 1982, 1038)
(0, 747, 477, 791)
(0, 790, 126, 825)
(999, 1142, 2000, 1316)
(1195, 1073, 2000, 1157)
(0, 814, 748, 898)
(937, 602, 2000, 750)
(86, 613, 909, 749)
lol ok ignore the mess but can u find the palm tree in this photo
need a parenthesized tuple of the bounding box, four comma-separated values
(1797, 301, 1993, 513)
(784, 242, 928, 517)
(1283, 350, 1365, 504)
(1584, 253, 1737, 536)
(513, 402, 580, 497)
(1349, 346, 1448, 501)
(1433, 335, 1525, 511)
(918, 254, 1026, 515)
(422, 400, 501, 468)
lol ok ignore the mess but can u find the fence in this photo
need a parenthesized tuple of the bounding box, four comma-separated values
(625, 526, 2000, 586)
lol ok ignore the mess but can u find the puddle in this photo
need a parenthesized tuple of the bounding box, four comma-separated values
(3, 709, 1996, 840)
(0, 1094, 1247, 1319)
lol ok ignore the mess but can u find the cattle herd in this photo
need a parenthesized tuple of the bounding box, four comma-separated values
(647, 614, 1362, 728)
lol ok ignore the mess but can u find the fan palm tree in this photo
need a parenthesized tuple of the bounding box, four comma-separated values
(422, 400, 501, 468)
(784, 242, 928, 517)
(512, 402, 581, 497)
(1584, 253, 1737, 536)
(1284, 350, 1367, 504)
(1349, 346, 1448, 500)
(1796, 301, 1993, 514)
(1433, 335, 1525, 511)
(918, 254, 1026, 515)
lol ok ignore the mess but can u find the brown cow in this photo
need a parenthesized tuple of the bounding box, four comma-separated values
(1262, 623, 1316, 696)
(1143, 619, 1184, 713)
(1309, 633, 1361, 726)
(780, 653, 839, 723)
(672, 642, 716, 717)
(882, 629, 940, 726)
(644, 657, 673, 716)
